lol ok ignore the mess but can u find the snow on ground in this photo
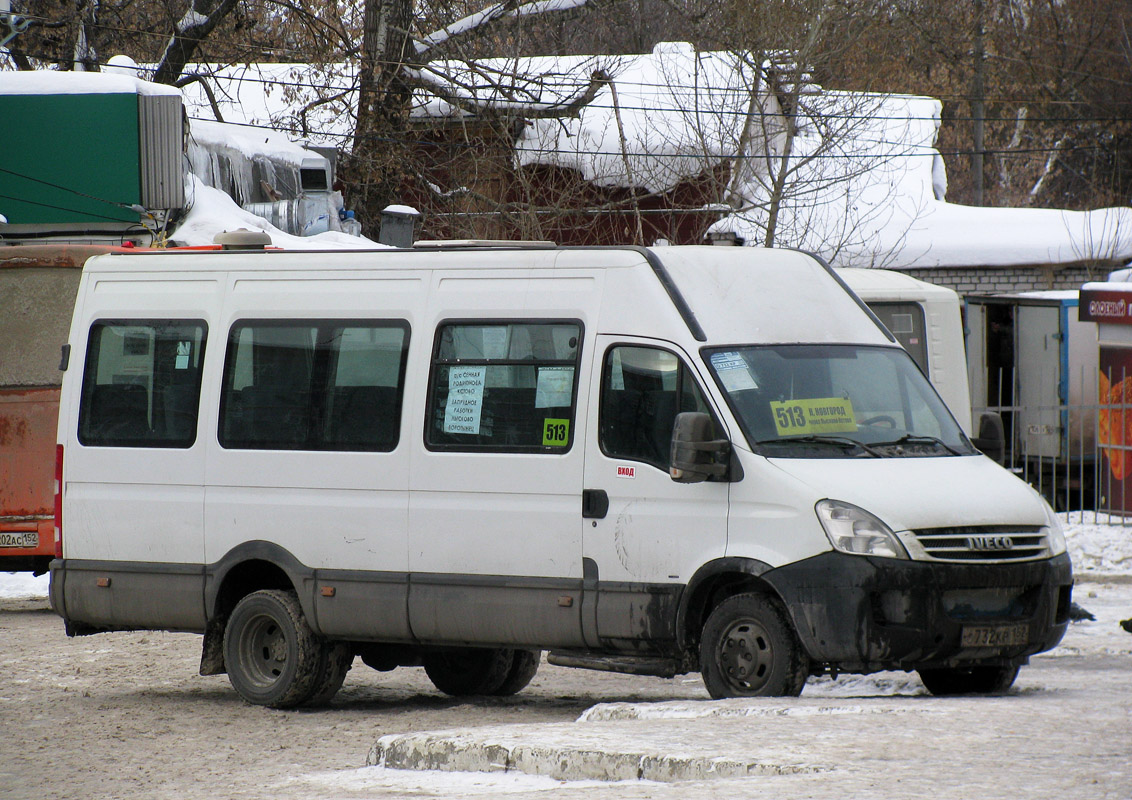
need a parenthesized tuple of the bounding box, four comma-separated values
(0, 570, 48, 599)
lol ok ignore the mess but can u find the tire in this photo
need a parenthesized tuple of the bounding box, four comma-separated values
(699, 592, 808, 699)
(223, 589, 322, 709)
(303, 641, 353, 707)
(917, 664, 1020, 696)
(489, 649, 540, 696)
(423, 647, 514, 696)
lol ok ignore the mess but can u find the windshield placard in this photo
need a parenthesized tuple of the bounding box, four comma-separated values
(771, 398, 857, 435)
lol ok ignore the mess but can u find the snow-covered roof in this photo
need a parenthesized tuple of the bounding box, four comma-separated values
(0, 69, 182, 96)
(189, 118, 319, 168)
(171, 46, 1132, 270)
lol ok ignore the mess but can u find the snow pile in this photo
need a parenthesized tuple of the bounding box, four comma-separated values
(1063, 511, 1132, 576)
(171, 175, 385, 249)
(0, 571, 48, 599)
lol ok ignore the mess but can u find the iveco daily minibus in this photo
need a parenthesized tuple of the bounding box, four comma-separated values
(50, 242, 1073, 707)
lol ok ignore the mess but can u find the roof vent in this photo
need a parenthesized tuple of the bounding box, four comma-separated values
(214, 229, 272, 250)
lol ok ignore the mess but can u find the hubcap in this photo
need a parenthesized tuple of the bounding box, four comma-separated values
(717, 618, 773, 693)
(242, 614, 289, 688)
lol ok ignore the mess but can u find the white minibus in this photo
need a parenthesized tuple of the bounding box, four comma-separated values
(50, 242, 1072, 707)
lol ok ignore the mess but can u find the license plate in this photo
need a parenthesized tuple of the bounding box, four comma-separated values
(961, 623, 1028, 648)
(0, 530, 39, 549)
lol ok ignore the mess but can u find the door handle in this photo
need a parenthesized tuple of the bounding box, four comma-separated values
(582, 489, 609, 519)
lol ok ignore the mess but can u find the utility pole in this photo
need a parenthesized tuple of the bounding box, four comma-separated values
(972, 0, 986, 206)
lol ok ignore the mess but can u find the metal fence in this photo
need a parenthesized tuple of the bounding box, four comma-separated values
(975, 370, 1132, 522)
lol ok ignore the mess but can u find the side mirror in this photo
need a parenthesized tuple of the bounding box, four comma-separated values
(670, 412, 731, 483)
(972, 412, 1006, 465)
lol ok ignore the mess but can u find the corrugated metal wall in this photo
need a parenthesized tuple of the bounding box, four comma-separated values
(138, 94, 185, 211)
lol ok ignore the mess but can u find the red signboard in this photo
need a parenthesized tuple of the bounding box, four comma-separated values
(1079, 287, 1132, 324)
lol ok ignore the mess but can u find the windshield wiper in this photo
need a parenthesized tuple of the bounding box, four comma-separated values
(757, 435, 882, 457)
(870, 434, 964, 456)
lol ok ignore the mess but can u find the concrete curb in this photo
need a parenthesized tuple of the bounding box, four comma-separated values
(367, 731, 825, 782)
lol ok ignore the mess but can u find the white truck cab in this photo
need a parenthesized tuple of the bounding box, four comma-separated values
(50, 243, 1072, 707)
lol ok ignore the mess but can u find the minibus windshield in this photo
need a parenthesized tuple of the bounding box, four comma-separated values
(704, 344, 977, 459)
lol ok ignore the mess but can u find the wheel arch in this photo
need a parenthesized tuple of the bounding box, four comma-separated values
(676, 557, 780, 656)
(205, 541, 315, 622)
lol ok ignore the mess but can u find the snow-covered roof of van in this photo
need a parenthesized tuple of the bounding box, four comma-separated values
(837, 267, 956, 297)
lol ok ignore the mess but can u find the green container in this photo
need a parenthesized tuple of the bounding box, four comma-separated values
(0, 93, 142, 225)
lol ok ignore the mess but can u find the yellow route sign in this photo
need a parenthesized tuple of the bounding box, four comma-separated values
(770, 397, 857, 435)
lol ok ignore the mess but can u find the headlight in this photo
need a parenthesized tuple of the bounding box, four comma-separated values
(1041, 499, 1067, 557)
(816, 500, 908, 559)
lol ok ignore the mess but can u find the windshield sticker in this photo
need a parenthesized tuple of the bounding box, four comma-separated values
(771, 397, 857, 435)
(535, 366, 574, 408)
(443, 366, 487, 434)
(711, 351, 759, 391)
(542, 418, 570, 447)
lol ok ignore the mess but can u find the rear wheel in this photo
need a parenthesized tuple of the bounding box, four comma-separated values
(917, 664, 1020, 696)
(700, 592, 808, 698)
(223, 589, 322, 709)
(423, 647, 514, 696)
(489, 649, 540, 696)
(304, 641, 353, 707)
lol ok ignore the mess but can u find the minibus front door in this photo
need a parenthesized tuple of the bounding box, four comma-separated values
(580, 337, 729, 651)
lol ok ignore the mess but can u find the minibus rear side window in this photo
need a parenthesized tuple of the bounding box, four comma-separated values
(78, 320, 207, 448)
(218, 320, 409, 451)
(426, 320, 582, 452)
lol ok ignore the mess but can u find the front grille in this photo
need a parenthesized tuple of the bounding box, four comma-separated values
(910, 525, 1048, 562)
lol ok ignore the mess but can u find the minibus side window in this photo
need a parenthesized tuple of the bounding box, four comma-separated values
(219, 320, 409, 451)
(426, 320, 582, 452)
(78, 320, 207, 448)
(599, 345, 714, 470)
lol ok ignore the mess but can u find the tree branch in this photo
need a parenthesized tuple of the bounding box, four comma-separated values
(153, 0, 238, 85)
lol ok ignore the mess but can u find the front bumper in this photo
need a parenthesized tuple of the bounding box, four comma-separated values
(762, 551, 1073, 673)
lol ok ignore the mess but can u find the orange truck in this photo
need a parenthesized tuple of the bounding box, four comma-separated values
(0, 245, 123, 573)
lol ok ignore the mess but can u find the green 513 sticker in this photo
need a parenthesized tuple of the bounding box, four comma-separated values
(543, 418, 570, 446)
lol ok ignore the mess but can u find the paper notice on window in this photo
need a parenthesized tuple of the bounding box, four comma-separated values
(443, 366, 486, 434)
(710, 351, 758, 391)
(535, 366, 573, 408)
(481, 327, 509, 359)
(175, 341, 191, 370)
(610, 350, 625, 390)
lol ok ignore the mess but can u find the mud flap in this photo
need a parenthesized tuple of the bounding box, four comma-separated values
(199, 616, 226, 676)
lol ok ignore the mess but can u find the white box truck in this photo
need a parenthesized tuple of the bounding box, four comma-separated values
(49, 242, 1072, 707)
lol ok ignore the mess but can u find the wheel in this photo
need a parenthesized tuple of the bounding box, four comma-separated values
(699, 592, 808, 699)
(304, 641, 353, 707)
(489, 649, 540, 696)
(860, 415, 897, 427)
(917, 664, 1020, 696)
(423, 647, 514, 696)
(223, 589, 322, 709)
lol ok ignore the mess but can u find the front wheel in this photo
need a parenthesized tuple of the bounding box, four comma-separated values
(223, 589, 322, 708)
(917, 664, 1019, 696)
(699, 592, 808, 698)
